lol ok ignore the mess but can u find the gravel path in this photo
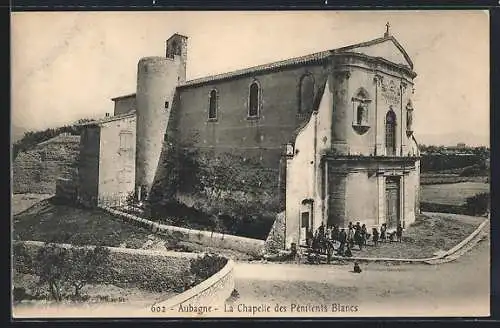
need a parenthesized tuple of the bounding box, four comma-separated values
(231, 234, 490, 317)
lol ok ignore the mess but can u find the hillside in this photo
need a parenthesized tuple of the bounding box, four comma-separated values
(12, 133, 80, 194)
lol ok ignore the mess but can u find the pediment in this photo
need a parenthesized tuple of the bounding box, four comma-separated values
(339, 36, 414, 70)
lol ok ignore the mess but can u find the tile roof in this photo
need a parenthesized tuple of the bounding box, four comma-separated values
(110, 35, 414, 97)
(179, 50, 332, 88)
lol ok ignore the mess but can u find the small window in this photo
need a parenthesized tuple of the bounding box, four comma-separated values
(165, 101, 169, 109)
(248, 81, 260, 118)
(208, 89, 217, 120)
(119, 131, 133, 151)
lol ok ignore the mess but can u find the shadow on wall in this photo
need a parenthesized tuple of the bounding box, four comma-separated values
(148, 140, 282, 240)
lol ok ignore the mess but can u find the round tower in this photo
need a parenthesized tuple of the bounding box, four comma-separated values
(134, 65, 174, 201)
(135, 34, 188, 201)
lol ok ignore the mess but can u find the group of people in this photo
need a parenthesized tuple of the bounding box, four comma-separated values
(306, 221, 404, 258)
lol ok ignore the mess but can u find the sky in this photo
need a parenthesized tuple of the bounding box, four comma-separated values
(11, 11, 490, 146)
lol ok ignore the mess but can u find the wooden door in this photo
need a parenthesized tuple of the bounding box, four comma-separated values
(385, 177, 400, 229)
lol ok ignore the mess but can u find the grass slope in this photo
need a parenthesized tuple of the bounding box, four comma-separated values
(13, 198, 153, 249)
(420, 182, 489, 206)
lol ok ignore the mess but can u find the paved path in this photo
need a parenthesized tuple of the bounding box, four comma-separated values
(232, 234, 490, 317)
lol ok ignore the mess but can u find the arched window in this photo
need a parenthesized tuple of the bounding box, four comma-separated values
(385, 110, 397, 156)
(248, 81, 260, 117)
(208, 89, 217, 120)
(298, 74, 315, 114)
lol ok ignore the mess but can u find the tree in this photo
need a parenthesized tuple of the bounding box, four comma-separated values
(65, 246, 111, 298)
(33, 243, 111, 301)
(34, 243, 69, 302)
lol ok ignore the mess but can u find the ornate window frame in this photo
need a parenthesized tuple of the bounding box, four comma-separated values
(351, 87, 372, 134)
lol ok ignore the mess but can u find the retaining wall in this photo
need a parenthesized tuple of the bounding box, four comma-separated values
(100, 206, 265, 257)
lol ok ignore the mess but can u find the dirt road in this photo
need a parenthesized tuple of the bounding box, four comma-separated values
(232, 235, 490, 317)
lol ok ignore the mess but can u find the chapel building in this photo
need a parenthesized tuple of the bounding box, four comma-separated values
(76, 26, 420, 249)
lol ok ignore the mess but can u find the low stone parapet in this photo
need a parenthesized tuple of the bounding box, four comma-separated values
(99, 205, 265, 257)
(149, 259, 235, 317)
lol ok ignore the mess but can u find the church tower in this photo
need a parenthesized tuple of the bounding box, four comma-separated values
(134, 33, 188, 201)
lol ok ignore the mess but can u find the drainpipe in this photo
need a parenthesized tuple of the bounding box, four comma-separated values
(400, 82, 404, 156)
(374, 74, 379, 156)
(313, 112, 318, 226)
(324, 160, 329, 225)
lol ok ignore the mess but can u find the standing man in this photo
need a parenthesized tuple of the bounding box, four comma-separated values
(380, 223, 387, 243)
(338, 228, 347, 255)
(396, 223, 403, 242)
(348, 222, 355, 249)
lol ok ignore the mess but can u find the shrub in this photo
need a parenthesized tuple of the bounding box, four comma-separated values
(465, 192, 490, 216)
(13, 287, 28, 302)
(137, 268, 195, 293)
(459, 164, 489, 177)
(13, 242, 34, 274)
(420, 202, 468, 215)
(189, 254, 227, 284)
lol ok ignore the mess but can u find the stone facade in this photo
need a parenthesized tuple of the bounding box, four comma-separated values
(78, 113, 136, 207)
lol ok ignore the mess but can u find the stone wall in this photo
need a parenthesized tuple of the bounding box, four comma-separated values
(55, 178, 77, 203)
(151, 259, 235, 316)
(78, 127, 100, 207)
(13, 134, 80, 194)
(264, 211, 286, 254)
(15, 240, 197, 291)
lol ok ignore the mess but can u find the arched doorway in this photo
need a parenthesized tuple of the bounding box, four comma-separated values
(385, 110, 397, 156)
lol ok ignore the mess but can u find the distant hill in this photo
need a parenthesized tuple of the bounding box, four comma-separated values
(417, 131, 489, 147)
(11, 124, 28, 143)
